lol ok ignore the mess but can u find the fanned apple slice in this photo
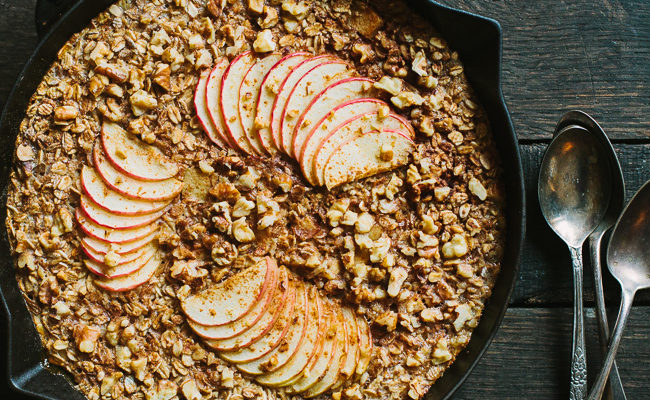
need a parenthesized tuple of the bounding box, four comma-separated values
(206, 267, 292, 351)
(101, 122, 179, 181)
(292, 77, 373, 161)
(220, 51, 261, 154)
(81, 238, 151, 265)
(255, 52, 310, 153)
(93, 144, 183, 201)
(182, 258, 274, 326)
(79, 196, 168, 230)
(94, 252, 161, 292)
(239, 53, 282, 155)
(254, 294, 322, 387)
(355, 316, 373, 376)
(188, 264, 278, 340)
(221, 278, 302, 363)
(204, 58, 233, 147)
(337, 307, 360, 380)
(299, 98, 387, 185)
(82, 229, 157, 256)
(81, 166, 170, 216)
(270, 55, 341, 152)
(237, 284, 311, 375)
(84, 243, 157, 279)
(76, 208, 158, 244)
(286, 302, 341, 393)
(280, 60, 351, 157)
(194, 68, 229, 148)
(311, 112, 413, 185)
(323, 129, 415, 189)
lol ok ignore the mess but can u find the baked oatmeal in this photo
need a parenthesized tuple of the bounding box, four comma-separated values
(5, 0, 506, 399)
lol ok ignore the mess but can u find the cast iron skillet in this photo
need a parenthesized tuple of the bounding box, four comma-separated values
(0, 0, 525, 399)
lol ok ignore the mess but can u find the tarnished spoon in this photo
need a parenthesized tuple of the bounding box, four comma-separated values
(588, 180, 650, 400)
(556, 111, 627, 400)
(539, 124, 612, 400)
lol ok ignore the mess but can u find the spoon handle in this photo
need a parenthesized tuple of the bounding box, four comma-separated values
(569, 246, 588, 400)
(588, 290, 635, 400)
(589, 233, 627, 400)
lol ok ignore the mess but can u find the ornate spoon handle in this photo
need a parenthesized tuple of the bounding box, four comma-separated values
(569, 246, 588, 400)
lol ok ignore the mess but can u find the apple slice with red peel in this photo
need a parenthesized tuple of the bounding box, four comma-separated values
(221, 278, 302, 364)
(337, 307, 360, 380)
(255, 293, 322, 387)
(194, 68, 229, 148)
(81, 166, 170, 216)
(311, 111, 413, 185)
(270, 55, 341, 152)
(80, 196, 168, 230)
(101, 122, 179, 181)
(82, 229, 157, 256)
(323, 129, 415, 189)
(255, 52, 310, 153)
(93, 144, 183, 202)
(292, 77, 373, 162)
(204, 58, 233, 147)
(205, 267, 293, 351)
(280, 60, 352, 157)
(84, 243, 157, 279)
(355, 316, 373, 376)
(81, 238, 152, 265)
(182, 258, 274, 326)
(94, 252, 161, 292)
(188, 263, 278, 340)
(75, 208, 158, 244)
(237, 284, 311, 375)
(286, 302, 341, 393)
(239, 53, 282, 155)
(299, 98, 388, 185)
(220, 51, 261, 154)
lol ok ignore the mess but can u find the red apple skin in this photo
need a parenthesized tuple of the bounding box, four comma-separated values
(94, 254, 160, 292)
(84, 245, 155, 279)
(75, 208, 159, 244)
(79, 195, 168, 230)
(194, 68, 229, 148)
(204, 58, 234, 147)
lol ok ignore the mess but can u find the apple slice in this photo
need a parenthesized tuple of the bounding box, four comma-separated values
(94, 252, 161, 292)
(194, 68, 228, 148)
(221, 278, 302, 364)
(286, 302, 341, 393)
(270, 55, 342, 153)
(93, 144, 183, 201)
(355, 316, 373, 376)
(182, 258, 274, 326)
(292, 77, 373, 161)
(81, 229, 157, 256)
(220, 51, 261, 154)
(236, 284, 311, 375)
(299, 98, 387, 185)
(204, 58, 233, 147)
(81, 238, 152, 265)
(205, 267, 293, 351)
(323, 129, 415, 189)
(255, 52, 310, 153)
(337, 307, 360, 380)
(81, 166, 170, 216)
(254, 293, 322, 387)
(79, 196, 168, 230)
(280, 61, 352, 157)
(76, 208, 158, 244)
(311, 111, 413, 185)
(239, 53, 282, 155)
(84, 243, 157, 279)
(187, 263, 278, 340)
(101, 122, 179, 181)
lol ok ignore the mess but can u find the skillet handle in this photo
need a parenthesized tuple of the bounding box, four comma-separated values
(35, 0, 79, 38)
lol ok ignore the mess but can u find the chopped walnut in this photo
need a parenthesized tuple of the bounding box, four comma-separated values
(258, 6, 279, 28)
(441, 234, 468, 259)
(352, 43, 374, 63)
(180, 379, 201, 400)
(373, 76, 402, 96)
(130, 90, 158, 116)
(232, 196, 255, 217)
(387, 267, 408, 297)
(411, 50, 429, 76)
(232, 218, 255, 242)
(391, 91, 424, 109)
(73, 324, 100, 353)
(253, 29, 277, 53)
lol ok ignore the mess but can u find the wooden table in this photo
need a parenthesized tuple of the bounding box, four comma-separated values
(0, 1, 648, 398)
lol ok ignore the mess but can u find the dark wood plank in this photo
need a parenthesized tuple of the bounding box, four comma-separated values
(514, 142, 650, 306)
(454, 307, 650, 399)
(437, 0, 650, 141)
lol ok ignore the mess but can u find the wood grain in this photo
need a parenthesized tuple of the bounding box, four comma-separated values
(455, 307, 650, 399)
(437, 0, 650, 141)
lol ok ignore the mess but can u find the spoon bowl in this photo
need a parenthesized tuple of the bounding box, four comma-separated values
(588, 180, 650, 400)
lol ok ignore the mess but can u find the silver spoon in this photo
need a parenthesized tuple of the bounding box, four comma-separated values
(588, 180, 650, 400)
(556, 111, 627, 400)
(539, 124, 612, 400)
